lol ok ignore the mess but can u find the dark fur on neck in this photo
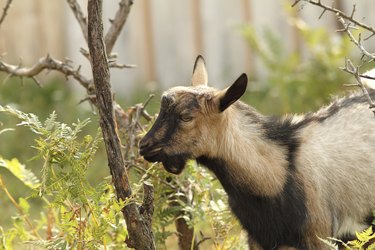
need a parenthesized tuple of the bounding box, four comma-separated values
(196, 156, 308, 249)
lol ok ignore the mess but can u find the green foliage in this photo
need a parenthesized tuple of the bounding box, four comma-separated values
(346, 227, 375, 249)
(0, 157, 40, 189)
(1, 11, 370, 250)
(0, 104, 246, 249)
(149, 159, 247, 249)
(321, 226, 375, 250)
(240, 18, 353, 115)
(0, 105, 128, 249)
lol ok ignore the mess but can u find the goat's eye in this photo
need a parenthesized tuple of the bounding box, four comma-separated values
(180, 114, 193, 122)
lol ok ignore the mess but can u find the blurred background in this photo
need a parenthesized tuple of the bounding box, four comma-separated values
(1, 0, 374, 92)
(1, 0, 375, 248)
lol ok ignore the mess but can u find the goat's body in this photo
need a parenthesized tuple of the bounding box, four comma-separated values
(140, 56, 375, 249)
(198, 91, 375, 249)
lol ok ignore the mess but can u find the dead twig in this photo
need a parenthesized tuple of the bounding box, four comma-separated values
(0, 55, 91, 89)
(298, 0, 375, 35)
(66, 0, 88, 44)
(105, 0, 134, 54)
(337, 16, 375, 60)
(0, 0, 12, 27)
(341, 59, 375, 112)
(294, 1, 375, 112)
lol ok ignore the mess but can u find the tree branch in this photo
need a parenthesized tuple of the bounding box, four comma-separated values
(299, 0, 375, 35)
(336, 16, 375, 60)
(105, 0, 133, 54)
(66, 0, 88, 44)
(0, 55, 91, 89)
(295, 0, 375, 111)
(0, 0, 12, 27)
(342, 59, 375, 113)
(87, 1, 155, 249)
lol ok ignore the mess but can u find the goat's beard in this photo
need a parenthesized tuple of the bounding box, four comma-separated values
(161, 153, 189, 175)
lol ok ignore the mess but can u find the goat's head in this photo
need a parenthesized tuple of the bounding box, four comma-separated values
(139, 55, 248, 174)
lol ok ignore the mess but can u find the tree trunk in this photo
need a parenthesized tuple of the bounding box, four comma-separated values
(87, 1, 155, 249)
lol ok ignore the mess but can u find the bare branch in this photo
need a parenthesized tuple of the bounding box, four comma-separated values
(108, 61, 136, 69)
(337, 16, 375, 60)
(296, 0, 375, 112)
(341, 59, 375, 112)
(66, 0, 88, 44)
(299, 0, 375, 35)
(0, 0, 12, 27)
(105, 0, 133, 54)
(0, 55, 91, 89)
(359, 74, 375, 81)
(291, 0, 301, 8)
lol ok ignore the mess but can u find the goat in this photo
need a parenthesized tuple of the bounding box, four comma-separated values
(139, 55, 375, 249)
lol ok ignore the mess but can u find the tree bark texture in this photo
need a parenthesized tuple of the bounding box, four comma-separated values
(87, 1, 155, 249)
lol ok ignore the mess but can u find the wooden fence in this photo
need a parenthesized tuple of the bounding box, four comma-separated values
(1, 0, 375, 95)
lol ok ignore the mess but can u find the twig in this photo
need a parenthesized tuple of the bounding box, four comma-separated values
(296, 0, 375, 112)
(337, 16, 375, 60)
(291, 0, 301, 8)
(0, 175, 42, 239)
(108, 61, 136, 69)
(105, 0, 134, 54)
(195, 236, 211, 248)
(359, 74, 375, 81)
(0, 54, 91, 89)
(0, 0, 12, 27)
(341, 59, 375, 112)
(66, 0, 88, 44)
(299, 0, 375, 35)
(131, 163, 176, 189)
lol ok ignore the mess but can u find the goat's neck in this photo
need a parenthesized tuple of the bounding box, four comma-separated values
(205, 105, 289, 197)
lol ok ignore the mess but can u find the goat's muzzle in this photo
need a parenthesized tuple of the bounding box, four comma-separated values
(139, 138, 187, 175)
(139, 139, 161, 162)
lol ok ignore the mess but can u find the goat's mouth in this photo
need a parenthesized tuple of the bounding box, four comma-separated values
(140, 148, 189, 175)
(161, 154, 188, 175)
(140, 147, 163, 163)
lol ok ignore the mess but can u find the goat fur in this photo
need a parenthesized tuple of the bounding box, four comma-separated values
(140, 56, 375, 249)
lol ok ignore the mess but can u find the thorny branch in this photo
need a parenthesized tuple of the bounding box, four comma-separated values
(0, 0, 135, 88)
(342, 60, 375, 113)
(0, 0, 12, 27)
(336, 16, 375, 61)
(0, 55, 92, 89)
(293, 0, 375, 111)
(294, 0, 375, 36)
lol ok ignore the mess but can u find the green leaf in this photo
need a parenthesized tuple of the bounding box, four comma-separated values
(18, 198, 30, 214)
(0, 157, 40, 189)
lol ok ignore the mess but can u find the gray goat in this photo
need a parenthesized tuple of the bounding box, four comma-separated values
(140, 55, 375, 249)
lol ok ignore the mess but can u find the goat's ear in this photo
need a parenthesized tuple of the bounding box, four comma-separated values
(191, 55, 208, 86)
(214, 73, 247, 112)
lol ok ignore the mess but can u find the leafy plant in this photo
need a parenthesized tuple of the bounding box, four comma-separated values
(240, 17, 353, 115)
(0, 104, 248, 249)
(0, 105, 128, 249)
(320, 226, 375, 250)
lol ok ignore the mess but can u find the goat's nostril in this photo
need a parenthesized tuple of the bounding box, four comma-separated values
(139, 139, 153, 156)
(139, 139, 150, 150)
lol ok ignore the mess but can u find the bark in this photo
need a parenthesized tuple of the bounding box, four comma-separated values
(176, 217, 196, 250)
(87, 1, 155, 249)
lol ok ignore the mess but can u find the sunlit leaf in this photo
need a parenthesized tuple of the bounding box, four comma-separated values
(0, 157, 40, 189)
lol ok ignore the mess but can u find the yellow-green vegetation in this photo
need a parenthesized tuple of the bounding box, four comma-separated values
(1, 18, 375, 249)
